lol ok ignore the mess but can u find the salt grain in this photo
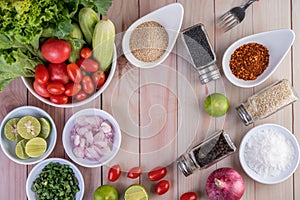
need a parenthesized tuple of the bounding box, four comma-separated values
(244, 128, 295, 177)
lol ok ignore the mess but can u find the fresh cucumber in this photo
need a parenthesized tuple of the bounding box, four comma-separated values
(92, 19, 115, 72)
(68, 23, 84, 63)
(79, 8, 99, 45)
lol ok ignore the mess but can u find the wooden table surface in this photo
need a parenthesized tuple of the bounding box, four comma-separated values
(1, 0, 300, 199)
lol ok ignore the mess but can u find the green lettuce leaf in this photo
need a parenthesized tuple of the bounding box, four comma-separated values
(79, 0, 112, 16)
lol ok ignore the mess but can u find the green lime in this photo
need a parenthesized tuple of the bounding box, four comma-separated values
(204, 93, 230, 117)
(4, 118, 23, 142)
(15, 139, 29, 159)
(38, 117, 51, 139)
(124, 184, 148, 200)
(94, 185, 118, 200)
(17, 116, 41, 139)
(25, 137, 47, 158)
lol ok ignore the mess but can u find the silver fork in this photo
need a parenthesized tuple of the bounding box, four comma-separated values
(217, 0, 258, 32)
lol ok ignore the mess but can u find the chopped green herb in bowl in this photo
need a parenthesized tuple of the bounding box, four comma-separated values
(26, 158, 84, 200)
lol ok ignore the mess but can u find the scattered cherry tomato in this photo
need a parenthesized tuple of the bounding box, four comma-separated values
(82, 75, 95, 94)
(75, 91, 87, 101)
(155, 180, 170, 195)
(64, 83, 81, 97)
(67, 63, 82, 83)
(127, 167, 142, 179)
(148, 166, 167, 181)
(41, 38, 71, 63)
(80, 47, 92, 59)
(180, 192, 198, 200)
(108, 164, 122, 182)
(34, 64, 49, 84)
(77, 58, 99, 72)
(47, 81, 65, 95)
(33, 81, 50, 98)
(92, 71, 106, 89)
(48, 63, 70, 84)
(50, 94, 68, 104)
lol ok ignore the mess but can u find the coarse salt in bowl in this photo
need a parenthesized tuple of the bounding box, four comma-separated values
(239, 123, 300, 184)
(62, 108, 121, 168)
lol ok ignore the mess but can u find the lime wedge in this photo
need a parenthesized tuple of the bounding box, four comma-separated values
(17, 116, 41, 139)
(25, 137, 47, 158)
(15, 139, 29, 159)
(124, 184, 148, 200)
(4, 118, 23, 142)
(38, 117, 51, 139)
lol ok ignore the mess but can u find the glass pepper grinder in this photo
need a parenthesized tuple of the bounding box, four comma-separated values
(182, 23, 221, 84)
(177, 130, 236, 177)
(236, 79, 298, 126)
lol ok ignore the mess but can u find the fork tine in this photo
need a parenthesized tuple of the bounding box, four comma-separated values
(224, 20, 239, 32)
(217, 12, 231, 24)
(219, 14, 235, 29)
(217, 12, 234, 28)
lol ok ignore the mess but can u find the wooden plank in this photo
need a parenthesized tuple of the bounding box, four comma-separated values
(214, 0, 256, 200)
(251, 0, 293, 199)
(102, 0, 141, 199)
(0, 78, 27, 200)
(292, 0, 300, 199)
(138, 1, 178, 199)
(176, 1, 216, 199)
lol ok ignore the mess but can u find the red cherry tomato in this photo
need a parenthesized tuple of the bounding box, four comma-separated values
(67, 63, 82, 83)
(64, 83, 81, 97)
(155, 180, 170, 195)
(41, 38, 71, 63)
(50, 94, 68, 104)
(127, 167, 142, 179)
(80, 47, 92, 59)
(47, 81, 65, 95)
(108, 164, 122, 182)
(180, 192, 198, 200)
(77, 58, 99, 72)
(92, 71, 106, 89)
(75, 91, 87, 101)
(48, 63, 70, 84)
(82, 75, 94, 94)
(34, 64, 49, 84)
(148, 166, 167, 181)
(33, 81, 50, 98)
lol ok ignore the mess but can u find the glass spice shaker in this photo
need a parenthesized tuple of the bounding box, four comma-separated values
(177, 130, 236, 177)
(182, 23, 221, 84)
(236, 79, 298, 126)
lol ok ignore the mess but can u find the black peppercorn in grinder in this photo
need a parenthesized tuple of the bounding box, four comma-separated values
(182, 23, 220, 84)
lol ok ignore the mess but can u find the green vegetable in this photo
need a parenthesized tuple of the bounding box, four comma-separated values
(79, 8, 100, 45)
(33, 162, 80, 200)
(68, 23, 84, 63)
(92, 19, 115, 71)
(0, 0, 112, 92)
(204, 93, 230, 117)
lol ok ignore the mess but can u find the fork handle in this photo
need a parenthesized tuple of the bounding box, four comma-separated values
(243, 0, 257, 10)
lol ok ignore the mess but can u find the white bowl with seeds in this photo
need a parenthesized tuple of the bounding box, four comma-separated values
(0, 106, 57, 165)
(122, 3, 184, 68)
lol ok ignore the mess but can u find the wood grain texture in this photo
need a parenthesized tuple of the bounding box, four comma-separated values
(0, 78, 27, 200)
(0, 0, 300, 200)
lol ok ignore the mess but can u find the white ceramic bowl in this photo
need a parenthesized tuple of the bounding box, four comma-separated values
(122, 3, 184, 68)
(26, 158, 84, 200)
(21, 45, 117, 108)
(62, 108, 121, 168)
(239, 123, 300, 184)
(0, 106, 57, 165)
(222, 29, 295, 88)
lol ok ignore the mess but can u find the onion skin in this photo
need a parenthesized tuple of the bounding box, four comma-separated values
(206, 168, 244, 200)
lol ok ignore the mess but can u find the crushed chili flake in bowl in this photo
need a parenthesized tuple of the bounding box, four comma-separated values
(230, 43, 269, 80)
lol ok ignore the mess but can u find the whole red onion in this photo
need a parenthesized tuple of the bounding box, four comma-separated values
(206, 168, 244, 200)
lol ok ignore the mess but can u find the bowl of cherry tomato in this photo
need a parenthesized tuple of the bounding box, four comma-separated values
(22, 38, 117, 108)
